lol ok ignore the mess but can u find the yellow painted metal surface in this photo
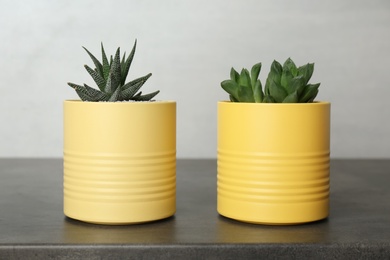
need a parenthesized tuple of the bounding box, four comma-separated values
(217, 101, 330, 224)
(63, 100, 176, 224)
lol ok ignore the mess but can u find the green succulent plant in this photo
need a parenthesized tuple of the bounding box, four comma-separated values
(68, 40, 159, 102)
(221, 58, 320, 103)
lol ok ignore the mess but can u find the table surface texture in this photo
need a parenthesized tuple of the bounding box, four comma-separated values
(0, 159, 389, 259)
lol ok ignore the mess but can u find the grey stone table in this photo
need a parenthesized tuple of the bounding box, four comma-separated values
(0, 159, 390, 259)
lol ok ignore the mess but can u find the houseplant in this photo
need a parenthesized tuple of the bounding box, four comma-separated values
(218, 58, 330, 224)
(64, 40, 176, 224)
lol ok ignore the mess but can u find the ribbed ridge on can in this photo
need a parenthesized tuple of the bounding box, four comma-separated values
(217, 149, 329, 204)
(64, 150, 176, 203)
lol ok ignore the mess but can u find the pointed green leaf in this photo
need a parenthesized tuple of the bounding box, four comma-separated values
(283, 75, 305, 95)
(84, 65, 106, 91)
(229, 95, 239, 102)
(297, 63, 314, 85)
(283, 91, 299, 103)
(68, 82, 98, 101)
(68, 82, 88, 101)
(269, 80, 287, 103)
(120, 51, 126, 81)
(237, 84, 255, 103)
(265, 60, 282, 95)
(253, 79, 263, 103)
(103, 51, 122, 94)
(283, 58, 298, 76)
(109, 75, 120, 94)
(121, 76, 152, 100)
(84, 84, 109, 101)
(263, 95, 275, 103)
(239, 68, 251, 88)
(82, 46, 103, 78)
(250, 62, 262, 89)
(101, 43, 110, 80)
(230, 67, 240, 83)
(289, 76, 306, 97)
(110, 48, 122, 90)
(221, 79, 239, 101)
(280, 69, 294, 90)
(121, 40, 137, 85)
(122, 73, 152, 90)
(132, 90, 160, 101)
(108, 83, 121, 101)
(299, 83, 320, 102)
(307, 90, 319, 103)
(104, 72, 114, 93)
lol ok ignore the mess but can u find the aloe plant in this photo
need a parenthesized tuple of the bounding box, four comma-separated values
(68, 40, 159, 102)
(221, 58, 320, 103)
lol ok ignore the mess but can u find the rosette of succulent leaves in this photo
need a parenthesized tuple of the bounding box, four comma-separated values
(221, 58, 320, 103)
(68, 40, 159, 102)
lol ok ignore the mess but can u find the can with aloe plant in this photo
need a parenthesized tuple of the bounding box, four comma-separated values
(218, 58, 330, 224)
(64, 39, 176, 224)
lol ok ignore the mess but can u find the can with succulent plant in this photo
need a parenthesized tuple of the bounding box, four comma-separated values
(217, 58, 330, 225)
(64, 40, 176, 224)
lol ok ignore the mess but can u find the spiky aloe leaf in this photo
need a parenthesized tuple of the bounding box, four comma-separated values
(109, 48, 122, 92)
(121, 51, 126, 75)
(121, 40, 137, 85)
(121, 81, 144, 100)
(84, 65, 106, 91)
(132, 90, 160, 101)
(67, 82, 107, 101)
(84, 84, 109, 101)
(103, 72, 114, 94)
(121, 74, 152, 100)
(133, 91, 142, 98)
(101, 43, 110, 80)
(122, 73, 152, 90)
(108, 83, 121, 102)
(68, 40, 159, 102)
(68, 82, 92, 101)
(83, 47, 103, 78)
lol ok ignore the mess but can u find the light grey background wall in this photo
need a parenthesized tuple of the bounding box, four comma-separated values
(0, 0, 389, 158)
